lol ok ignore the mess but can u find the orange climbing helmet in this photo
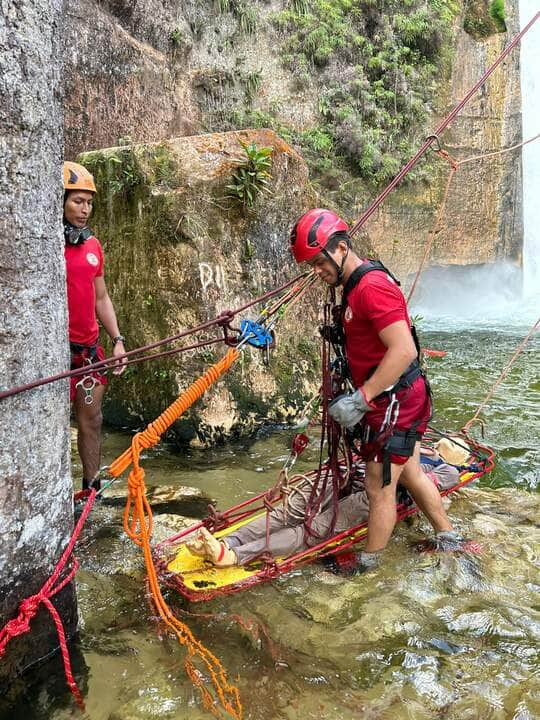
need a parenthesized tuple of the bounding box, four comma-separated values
(63, 161, 96, 193)
(289, 208, 349, 263)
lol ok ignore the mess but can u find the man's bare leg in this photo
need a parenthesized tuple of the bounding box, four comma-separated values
(399, 441, 453, 533)
(74, 383, 105, 484)
(363, 460, 406, 552)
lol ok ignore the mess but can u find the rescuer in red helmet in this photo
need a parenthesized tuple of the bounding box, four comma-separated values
(63, 161, 127, 491)
(290, 209, 464, 570)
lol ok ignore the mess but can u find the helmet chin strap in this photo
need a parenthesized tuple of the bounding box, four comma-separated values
(64, 221, 92, 246)
(322, 246, 349, 287)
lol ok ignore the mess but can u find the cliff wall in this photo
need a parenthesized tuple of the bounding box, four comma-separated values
(64, 0, 523, 276)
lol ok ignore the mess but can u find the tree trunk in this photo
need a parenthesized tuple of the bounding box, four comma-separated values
(0, 0, 77, 683)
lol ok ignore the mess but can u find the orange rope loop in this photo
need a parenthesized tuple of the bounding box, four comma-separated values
(462, 316, 539, 433)
(109, 348, 239, 478)
(108, 346, 243, 719)
(434, 147, 459, 170)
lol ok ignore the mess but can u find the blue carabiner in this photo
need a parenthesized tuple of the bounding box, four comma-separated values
(239, 319, 273, 348)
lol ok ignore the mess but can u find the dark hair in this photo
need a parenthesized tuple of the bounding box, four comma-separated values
(325, 231, 351, 253)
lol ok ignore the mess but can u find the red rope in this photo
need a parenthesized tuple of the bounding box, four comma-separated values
(0, 273, 307, 401)
(0, 489, 97, 709)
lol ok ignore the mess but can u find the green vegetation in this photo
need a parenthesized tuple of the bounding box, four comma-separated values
(244, 70, 262, 106)
(225, 140, 273, 210)
(80, 147, 144, 198)
(215, 0, 258, 34)
(169, 27, 183, 47)
(268, 0, 458, 187)
(464, 0, 506, 38)
(489, 0, 506, 32)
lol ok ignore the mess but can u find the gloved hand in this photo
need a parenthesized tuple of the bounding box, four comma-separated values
(328, 387, 373, 429)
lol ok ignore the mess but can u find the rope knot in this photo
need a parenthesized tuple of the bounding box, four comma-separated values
(128, 467, 146, 492)
(3, 595, 41, 639)
(216, 310, 235, 327)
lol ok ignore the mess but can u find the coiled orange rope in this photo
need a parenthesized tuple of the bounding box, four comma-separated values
(109, 347, 242, 719)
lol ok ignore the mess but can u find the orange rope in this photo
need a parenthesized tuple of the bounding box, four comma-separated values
(407, 132, 540, 303)
(109, 347, 242, 719)
(109, 348, 239, 478)
(462, 316, 539, 433)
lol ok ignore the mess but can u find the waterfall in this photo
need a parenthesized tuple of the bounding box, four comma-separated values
(520, 2, 540, 297)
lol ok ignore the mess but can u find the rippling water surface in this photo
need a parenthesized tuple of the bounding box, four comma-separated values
(2, 316, 539, 720)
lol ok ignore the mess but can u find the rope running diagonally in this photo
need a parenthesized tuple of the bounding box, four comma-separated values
(348, 11, 540, 238)
(406, 131, 540, 304)
(0, 272, 310, 402)
(462, 316, 539, 434)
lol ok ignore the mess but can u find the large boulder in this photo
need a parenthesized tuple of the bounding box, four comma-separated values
(79, 128, 322, 446)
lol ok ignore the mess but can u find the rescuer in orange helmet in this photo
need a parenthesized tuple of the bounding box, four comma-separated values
(63, 161, 126, 491)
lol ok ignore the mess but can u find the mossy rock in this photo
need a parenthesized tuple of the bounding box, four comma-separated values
(79, 129, 320, 447)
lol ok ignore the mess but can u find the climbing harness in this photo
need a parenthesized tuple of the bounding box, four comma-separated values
(320, 258, 430, 485)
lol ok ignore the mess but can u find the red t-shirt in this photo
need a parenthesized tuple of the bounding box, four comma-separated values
(342, 265, 411, 387)
(64, 236, 104, 345)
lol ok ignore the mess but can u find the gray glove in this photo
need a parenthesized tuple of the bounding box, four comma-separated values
(328, 388, 373, 429)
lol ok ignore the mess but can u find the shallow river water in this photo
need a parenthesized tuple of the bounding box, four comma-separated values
(2, 319, 539, 720)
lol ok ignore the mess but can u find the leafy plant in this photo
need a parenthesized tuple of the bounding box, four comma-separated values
(271, 0, 458, 188)
(244, 70, 262, 105)
(225, 141, 272, 210)
(79, 148, 143, 198)
(489, 0, 506, 32)
(215, 0, 258, 34)
(290, 0, 311, 14)
(169, 27, 183, 47)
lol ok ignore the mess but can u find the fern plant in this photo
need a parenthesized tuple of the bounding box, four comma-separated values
(226, 141, 272, 210)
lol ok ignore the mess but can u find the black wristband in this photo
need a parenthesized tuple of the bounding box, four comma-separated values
(112, 335, 125, 345)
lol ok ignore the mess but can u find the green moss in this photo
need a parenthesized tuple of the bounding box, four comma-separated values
(464, 0, 506, 38)
(148, 142, 180, 188)
(79, 146, 145, 200)
(489, 0, 506, 32)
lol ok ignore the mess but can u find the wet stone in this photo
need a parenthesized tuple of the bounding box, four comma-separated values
(151, 513, 199, 545)
(103, 483, 211, 517)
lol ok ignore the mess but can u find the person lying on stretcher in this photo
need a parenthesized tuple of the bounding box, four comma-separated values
(186, 449, 464, 568)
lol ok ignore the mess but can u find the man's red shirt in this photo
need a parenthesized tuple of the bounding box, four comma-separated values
(343, 266, 411, 388)
(64, 236, 104, 345)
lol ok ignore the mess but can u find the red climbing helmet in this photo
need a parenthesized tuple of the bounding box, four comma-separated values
(289, 209, 349, 263)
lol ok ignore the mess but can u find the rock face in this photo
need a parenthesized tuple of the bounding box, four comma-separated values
(79, 129, 322, 444)
(63, 0, 523, 279)
(0, 0, 76, 681)
(367, 1, 523, 279)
